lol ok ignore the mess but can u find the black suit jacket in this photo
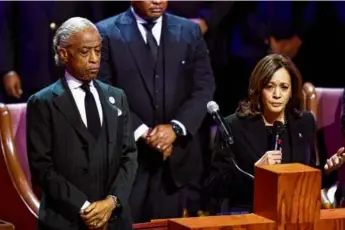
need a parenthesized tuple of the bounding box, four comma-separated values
(96, 10, 214, 186)
(206, 112, 325, 211)
(27, 79, 138, 230)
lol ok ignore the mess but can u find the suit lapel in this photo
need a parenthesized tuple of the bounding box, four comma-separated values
(52, 78, 94, 144)
(95, 81, 119, 175)
(241, 116, 267, 158)
(162, 14, 182, 109)
(117, 9, 155, 101)
(94, 80, 118, 144)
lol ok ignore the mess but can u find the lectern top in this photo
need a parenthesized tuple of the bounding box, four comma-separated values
(257, 163, 319, 174)
(171, 214, 274, 228)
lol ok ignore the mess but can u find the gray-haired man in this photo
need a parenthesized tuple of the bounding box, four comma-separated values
(27, 17, 137, 230)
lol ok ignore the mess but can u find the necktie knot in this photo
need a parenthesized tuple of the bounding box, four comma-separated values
(81, 82, 91, 93)
(143, 21, 156, 31)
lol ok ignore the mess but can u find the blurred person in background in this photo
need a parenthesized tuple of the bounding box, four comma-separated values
(0, 1, 128, 102)
(209, 2, 318, 115)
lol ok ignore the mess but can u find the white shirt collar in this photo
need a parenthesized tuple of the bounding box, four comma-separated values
(130, 6, 163, 24)
(65, 72, 94, 90)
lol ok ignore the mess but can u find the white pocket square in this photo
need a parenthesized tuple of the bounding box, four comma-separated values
(117, 108, 122, 116)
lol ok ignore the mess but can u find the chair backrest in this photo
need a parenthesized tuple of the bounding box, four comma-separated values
(0, 103, 39, 217)
(303, 83, 345, 187)
(6, 103, 31, 184)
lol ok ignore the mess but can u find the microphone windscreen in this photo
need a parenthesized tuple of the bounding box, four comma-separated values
(273, 120, 284, 135)
(207, 101, 219, 114)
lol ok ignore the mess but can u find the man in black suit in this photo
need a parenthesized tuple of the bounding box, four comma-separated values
(96, 0, 215, 222)
(27, 17, 137, 230)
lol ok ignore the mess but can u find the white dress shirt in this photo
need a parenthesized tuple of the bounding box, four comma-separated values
(131, 7, 162, 46)
(65, 72, 102, 212)
(130, 7, 187, 141)
(65, 72, 103, 127)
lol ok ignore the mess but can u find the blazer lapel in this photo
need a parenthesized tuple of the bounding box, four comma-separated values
(287, 113, 305, 163)
(240, 114, 306, 163)
(241, 116, 267, 158)
(52, 78, 94, 144)
(117, 9, 155, 101)
(94, 80, 118, 144)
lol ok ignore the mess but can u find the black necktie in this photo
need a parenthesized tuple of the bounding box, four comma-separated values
(81, 83, 101, 138)
(143, 22, 158, 62)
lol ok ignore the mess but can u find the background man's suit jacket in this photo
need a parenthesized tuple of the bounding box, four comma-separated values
(96, 10, 215, 187)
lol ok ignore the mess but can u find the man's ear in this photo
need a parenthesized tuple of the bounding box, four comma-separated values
(59, 48, 68, 63)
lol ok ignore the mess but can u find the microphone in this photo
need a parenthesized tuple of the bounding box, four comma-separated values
(207, 101, 234, 146)
(207, 101, 254, 179)
(272, 121, 284, 151)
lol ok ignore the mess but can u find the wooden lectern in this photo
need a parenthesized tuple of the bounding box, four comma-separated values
(133, 163, 345, 230)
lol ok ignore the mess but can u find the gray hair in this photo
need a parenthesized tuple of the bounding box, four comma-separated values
(53, 17, 98, 66)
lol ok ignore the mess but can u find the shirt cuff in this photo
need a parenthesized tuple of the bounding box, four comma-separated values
(80, 200, 90, 213)
(134, 124, 150, 141)
(171, 120, 187, 136)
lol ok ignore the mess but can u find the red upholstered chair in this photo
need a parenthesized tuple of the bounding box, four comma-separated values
(0, 103, 39, 229)
(303, 83, 345, 206)
(0, 103, 168, 230)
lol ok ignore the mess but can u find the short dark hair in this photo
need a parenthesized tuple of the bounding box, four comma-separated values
(236, 54, 304, 117)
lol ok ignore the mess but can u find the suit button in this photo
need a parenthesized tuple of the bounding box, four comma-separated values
(155, 90, 159, 94)
(155, 105, 159, 109)
(50, 22, 56, 30)
(155, 75, 159, 79)
(82, 168, 88, 174)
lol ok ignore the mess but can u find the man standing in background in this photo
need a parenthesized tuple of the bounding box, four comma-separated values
(97, 0, 214, 222)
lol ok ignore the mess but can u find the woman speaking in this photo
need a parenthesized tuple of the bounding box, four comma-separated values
(206, 54, 345, 214)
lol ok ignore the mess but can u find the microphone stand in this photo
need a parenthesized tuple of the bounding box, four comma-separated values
(218, 133, 254, 180)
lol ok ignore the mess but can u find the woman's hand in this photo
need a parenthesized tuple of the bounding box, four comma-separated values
(324, 147, 345, 174)
(255, 150, 282, 166)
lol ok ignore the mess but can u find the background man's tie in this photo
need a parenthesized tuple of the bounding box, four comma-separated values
(143, 22, 158, 62)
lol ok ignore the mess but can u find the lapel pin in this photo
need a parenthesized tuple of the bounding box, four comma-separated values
(181, 60, 185, 64)
(109, 96, 115, 104)
(299, 133, 302, 138)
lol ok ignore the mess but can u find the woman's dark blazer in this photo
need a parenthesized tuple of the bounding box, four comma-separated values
(206, 111, 331, 211)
